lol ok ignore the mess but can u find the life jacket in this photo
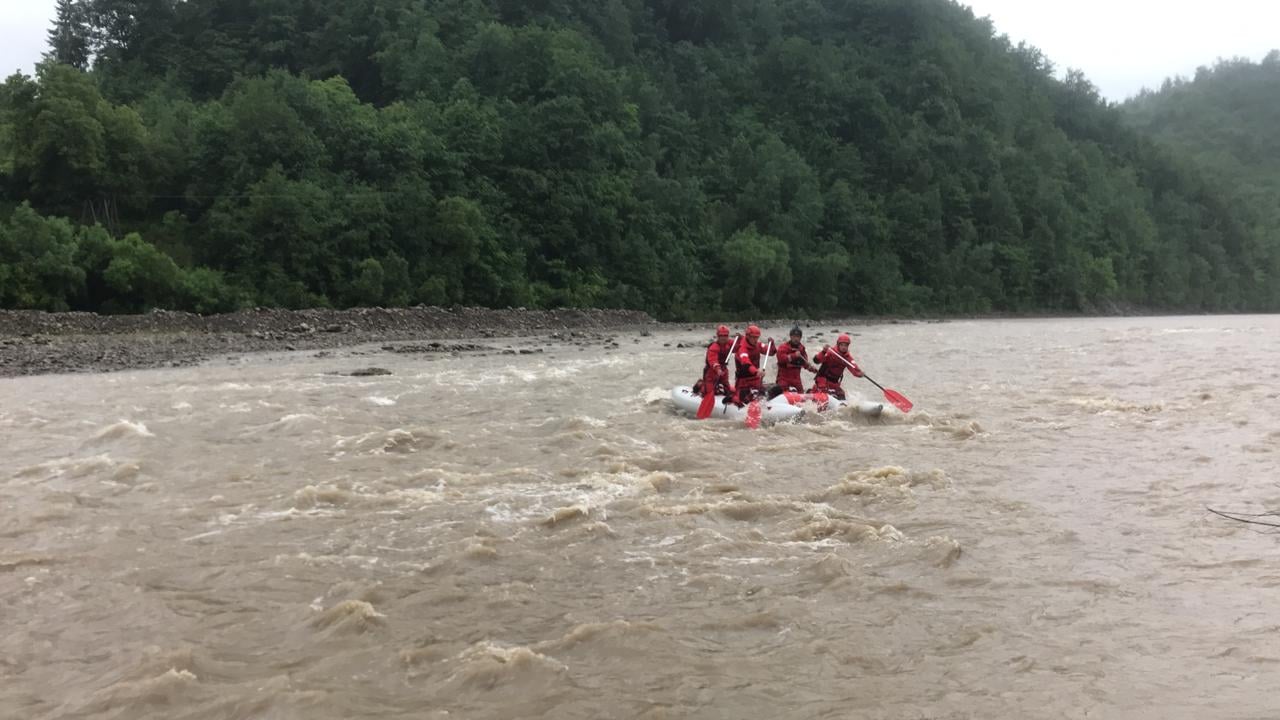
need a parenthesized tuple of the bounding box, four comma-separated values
(814, 347, 853, 384)
(735, 337, 774, 384)
(775, 341, 809, 387)
(703, 338, 734, 375)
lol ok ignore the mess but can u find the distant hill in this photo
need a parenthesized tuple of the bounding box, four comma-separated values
(2, 0, 1278, 316)
(1123, 52, 1280, 229)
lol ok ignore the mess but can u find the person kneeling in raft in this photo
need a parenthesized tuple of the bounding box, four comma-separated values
(811, 334, 861, 400)
(768, 325, 818, 398)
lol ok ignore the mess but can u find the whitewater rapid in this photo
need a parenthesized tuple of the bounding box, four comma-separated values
(3, 316, 1279, 719)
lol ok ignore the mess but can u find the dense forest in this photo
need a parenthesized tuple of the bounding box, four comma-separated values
(1123, 54, 1280, 242)
(1, 0, 1278, 318)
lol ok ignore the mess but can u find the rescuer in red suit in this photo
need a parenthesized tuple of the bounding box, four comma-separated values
(733, 324, 775, 404)
(812, 333, 861, 400)
(692, 324, 736, 398)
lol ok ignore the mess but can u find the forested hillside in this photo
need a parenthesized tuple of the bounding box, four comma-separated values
(1123, 54, 1280, 236)
(2, 0, 1277, 317)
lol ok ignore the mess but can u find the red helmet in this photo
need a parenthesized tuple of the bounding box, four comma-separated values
(746, 324, 761, 337)
(837, 333, 851, 345)
(716, 324, 730, 336)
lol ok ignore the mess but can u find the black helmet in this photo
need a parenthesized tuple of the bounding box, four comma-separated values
(789, 325, 803, 337)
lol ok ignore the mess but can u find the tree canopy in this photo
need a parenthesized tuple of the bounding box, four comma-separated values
(2, 0, 1277, 317)
(1123, 54, 1280, 249)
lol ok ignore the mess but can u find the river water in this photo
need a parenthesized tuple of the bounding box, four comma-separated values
(2, 316, 1278, 719)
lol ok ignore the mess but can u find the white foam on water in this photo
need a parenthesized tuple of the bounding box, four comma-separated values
(330, 427, 448, 455)
(484, 502, 524, 524)
(290, 482, 446, 511)
(256, 507, 343, 521)
(384, 487, 445, 506)
(365, 396, 397, 406)
(14, 453, 120, 482)
(244, 413, 325, 435)
(1067, 396, 1164, 414)
(91, 420, 154, 442)
(443, 641, 569, 686)
(637, 386, 672, 404)
(282, 552, 382, 570)
(877, 524, 906, 542)
(414, 356, 629, 387)
(778, 537, 850, 550)
(474, 469, 666, 525)
(1159, 327, 1227, 335)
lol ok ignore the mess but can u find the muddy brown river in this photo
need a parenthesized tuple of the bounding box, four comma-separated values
(3, 316, 1279, 719)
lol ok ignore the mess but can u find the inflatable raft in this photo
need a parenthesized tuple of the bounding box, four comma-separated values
(669, 386, 883, 423)
(669, 386, 803, 423)
(775, 390, 884, 418)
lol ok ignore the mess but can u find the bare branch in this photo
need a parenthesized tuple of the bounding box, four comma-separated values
(1207, 507, 1280, 528)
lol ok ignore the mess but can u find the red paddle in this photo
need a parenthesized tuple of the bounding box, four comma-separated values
(745, 339, 774, 429)
(697, 335, 737, 419)
(827, 349, 913, 413)
(863, 374, 913, 413)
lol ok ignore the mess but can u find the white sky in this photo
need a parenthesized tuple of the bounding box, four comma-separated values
(961, 0, 1278, 99)
(0, 0, 58, 77)
(1, 0, 1276, 101)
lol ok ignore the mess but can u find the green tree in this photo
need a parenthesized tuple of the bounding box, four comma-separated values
(720, 225, 791, 312)
(45, 0, 92, 70)
(0, 203, 85, 310)
(2, 64, 148, 219)
(1, 0, 1275, 317)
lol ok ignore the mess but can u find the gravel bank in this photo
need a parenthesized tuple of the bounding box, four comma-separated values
(0, 307, 656, 377)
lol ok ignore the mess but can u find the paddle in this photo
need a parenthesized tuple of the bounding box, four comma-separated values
(863, 374, 913, 414)
(826, 348, 913, 413)
(697, 335, 738, 419)
(745, 339, 774, 429)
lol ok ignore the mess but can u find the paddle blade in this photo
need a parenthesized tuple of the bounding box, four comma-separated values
(882, 388, 913, 413)
(696, 389, 716, 419)
(745, 399, 763, 429)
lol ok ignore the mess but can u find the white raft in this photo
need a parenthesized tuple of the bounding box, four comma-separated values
(669, 386, 883, 423)
(775, 390, 884, 418)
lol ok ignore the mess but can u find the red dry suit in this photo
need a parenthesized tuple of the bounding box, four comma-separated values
(693, 337, 736, 397)
(734, 336, 776, 403)
(774, 340, 815, 393)
(812, 347, 861, 400)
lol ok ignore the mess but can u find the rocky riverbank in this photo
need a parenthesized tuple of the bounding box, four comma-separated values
(0, 306, 656, 377)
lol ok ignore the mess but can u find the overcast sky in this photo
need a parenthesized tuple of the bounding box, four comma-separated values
(1, 0, 1276, 101)
(962, 0, 1278, 99)
(1, 0, 58, 79)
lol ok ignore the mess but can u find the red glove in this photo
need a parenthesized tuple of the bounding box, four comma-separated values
(850, 363, 863, 377)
